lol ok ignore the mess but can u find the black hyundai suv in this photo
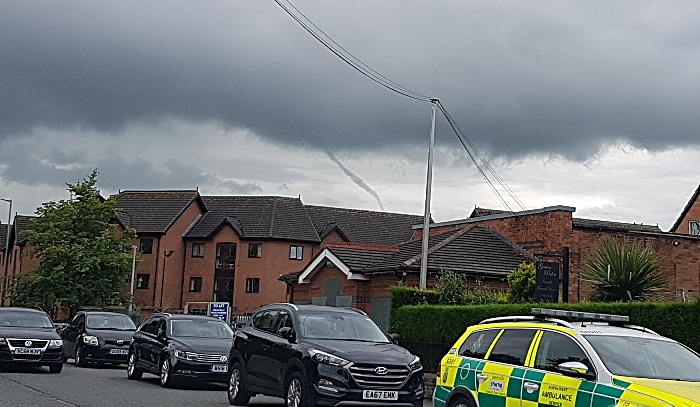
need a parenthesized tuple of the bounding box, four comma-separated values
(227, 304, 424, 407)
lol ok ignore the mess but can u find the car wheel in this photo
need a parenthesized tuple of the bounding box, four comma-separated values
(127, 351, 143, 380)
(227, 362, 252, 406)
(48, 363, 63, 373)
(160, 357, 175, 388)
(448, 396, 474, 407)
(74, 345, 86, 367)
(286, 371, 309, 407)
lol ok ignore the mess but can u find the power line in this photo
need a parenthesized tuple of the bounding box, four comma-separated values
(273, 0, 526, 212)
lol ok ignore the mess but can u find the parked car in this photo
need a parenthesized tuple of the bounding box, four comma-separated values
(434, 308, 700, 407)
(127, 313, 233, 387)
(227, 303, 424, 407)
(61, 311, 136, 367)
(0, 307, 64, 373)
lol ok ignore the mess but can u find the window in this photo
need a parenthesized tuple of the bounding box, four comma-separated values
(534, 330, 595, 380)
(189, 277, 203, 292)
(488, 329, 537, 366)
(136, 274, 150, 289)
(246, 278, 260, 293)
(140, 238, 153, 254)
(191, 243, 204, 258)
(275, 311, 294, 335)
(248, 243, 262, 258)
(290, 245, 303, 260)
(252, 310, 279, 333)
(690, 221, 700, 236)
(458, 329, 500, 359)
(140, 317, 159, 335)
(216, 243, 236, 269)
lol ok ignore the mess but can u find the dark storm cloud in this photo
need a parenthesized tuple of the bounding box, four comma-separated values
(3, 1, 700, 161)
(0, 143, 260, 194)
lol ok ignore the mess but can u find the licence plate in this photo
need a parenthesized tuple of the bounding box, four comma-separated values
(210, 364, 228, 373)
(13, 348, 42, 355)
(109, 349, 128, 355)
(363, 390, 398, 400)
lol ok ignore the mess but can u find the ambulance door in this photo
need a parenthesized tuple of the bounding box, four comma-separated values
(525, 330, 596, 407)
(477, 328, 538, 407)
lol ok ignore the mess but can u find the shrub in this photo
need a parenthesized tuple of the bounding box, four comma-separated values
(507, 262, 536, 303)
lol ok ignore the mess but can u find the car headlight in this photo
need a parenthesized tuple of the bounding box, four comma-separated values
(48, 339, 63, 348)
(0, 338, 6, 345)
(82, 335, 98, 346)
(174, 350, 199, 361)
(408, 355, 422, 371)
(309, 349, 350, 367)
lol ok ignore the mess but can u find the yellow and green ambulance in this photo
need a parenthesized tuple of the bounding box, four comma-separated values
(434, 308, 700, 407)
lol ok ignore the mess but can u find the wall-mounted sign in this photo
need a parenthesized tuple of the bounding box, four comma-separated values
(535, 262, 560, 303)
(690, 221, 700, 236)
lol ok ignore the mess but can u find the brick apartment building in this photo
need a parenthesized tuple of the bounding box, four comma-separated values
(0, 190, 423, 316)
(3, 186, 700, 319)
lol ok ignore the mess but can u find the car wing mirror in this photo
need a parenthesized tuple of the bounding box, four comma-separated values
(557, 361, 588, 376)
(157, 328, 166, 339)
(278, 327, 295, 342)
(389, 332, 400, 344)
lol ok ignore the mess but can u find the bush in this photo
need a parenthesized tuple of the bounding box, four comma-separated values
(507, 262, 536, 303)
(391, 301, 700, 352)
(435, 270, 467, 305)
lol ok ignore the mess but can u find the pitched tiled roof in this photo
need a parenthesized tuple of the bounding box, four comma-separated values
(362, 225, 534, 277)
(0, 223, 8, 251)
(114, 190, 202, 234)
(572, 218, 661, 233)
(282, 224, 535, 282)
(185, 196, 320, 242)
(304, 205, 424, 246)
(14, 215, 37, 245)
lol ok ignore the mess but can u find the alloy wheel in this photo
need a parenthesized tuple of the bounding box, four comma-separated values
(228, 368, 240, 398)
(127, 353, 135, 375)
(160, 359, 170, 386)
(287, 378, 302, 407)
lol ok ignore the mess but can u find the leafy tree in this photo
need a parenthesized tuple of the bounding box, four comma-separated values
(12, 170, 137, 316)
(580, 237, 665, 302)
(434, 269, 467, 305)
(507, 262, 536, 303)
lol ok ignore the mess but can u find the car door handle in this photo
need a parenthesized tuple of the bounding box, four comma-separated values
(523, 382, 539, 393)
(262, 345, 270, 351)
(476, 374, 487, 383)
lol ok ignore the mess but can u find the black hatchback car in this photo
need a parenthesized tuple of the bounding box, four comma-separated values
(127, 313, 234, 387)
(61, 311, 137, 367)
(227, 304, 424, 407)
(0, 307, 64, 373)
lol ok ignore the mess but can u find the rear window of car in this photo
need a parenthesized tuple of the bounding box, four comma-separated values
(487, 329, 537, 366)
(458, 329, 500, 359)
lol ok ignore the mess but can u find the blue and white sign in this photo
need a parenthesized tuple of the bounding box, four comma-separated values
(208, 302, 230, 322)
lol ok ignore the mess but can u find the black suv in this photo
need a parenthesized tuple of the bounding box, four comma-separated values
(227, 304, 424, 407)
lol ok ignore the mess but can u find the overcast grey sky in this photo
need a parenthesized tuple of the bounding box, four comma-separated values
(1, 1, 699, 230)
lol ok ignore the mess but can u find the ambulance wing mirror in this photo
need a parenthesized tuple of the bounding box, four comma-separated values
(557, 361, 588, 377)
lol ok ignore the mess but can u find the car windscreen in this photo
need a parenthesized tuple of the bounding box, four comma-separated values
(585, 335, 700, 381)
(170, 319, 234, 339)
(86, 314, 137, 330)
(0, 311, 53, 328)
(298, 312, 390, 343)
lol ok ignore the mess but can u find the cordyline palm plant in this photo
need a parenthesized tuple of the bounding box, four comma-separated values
(580, 237, 666, 301)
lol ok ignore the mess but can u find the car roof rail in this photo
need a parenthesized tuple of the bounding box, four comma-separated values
(621, 324, 659, 335)
(479, 315, 574, 329)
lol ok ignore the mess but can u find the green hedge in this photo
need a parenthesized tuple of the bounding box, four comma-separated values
(392, 301, 700, 352)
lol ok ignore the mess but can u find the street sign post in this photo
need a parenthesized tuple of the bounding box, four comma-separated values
(208, 302, 230, 322)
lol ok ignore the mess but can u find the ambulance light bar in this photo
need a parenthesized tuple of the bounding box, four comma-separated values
(532, 308, 629, 323)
